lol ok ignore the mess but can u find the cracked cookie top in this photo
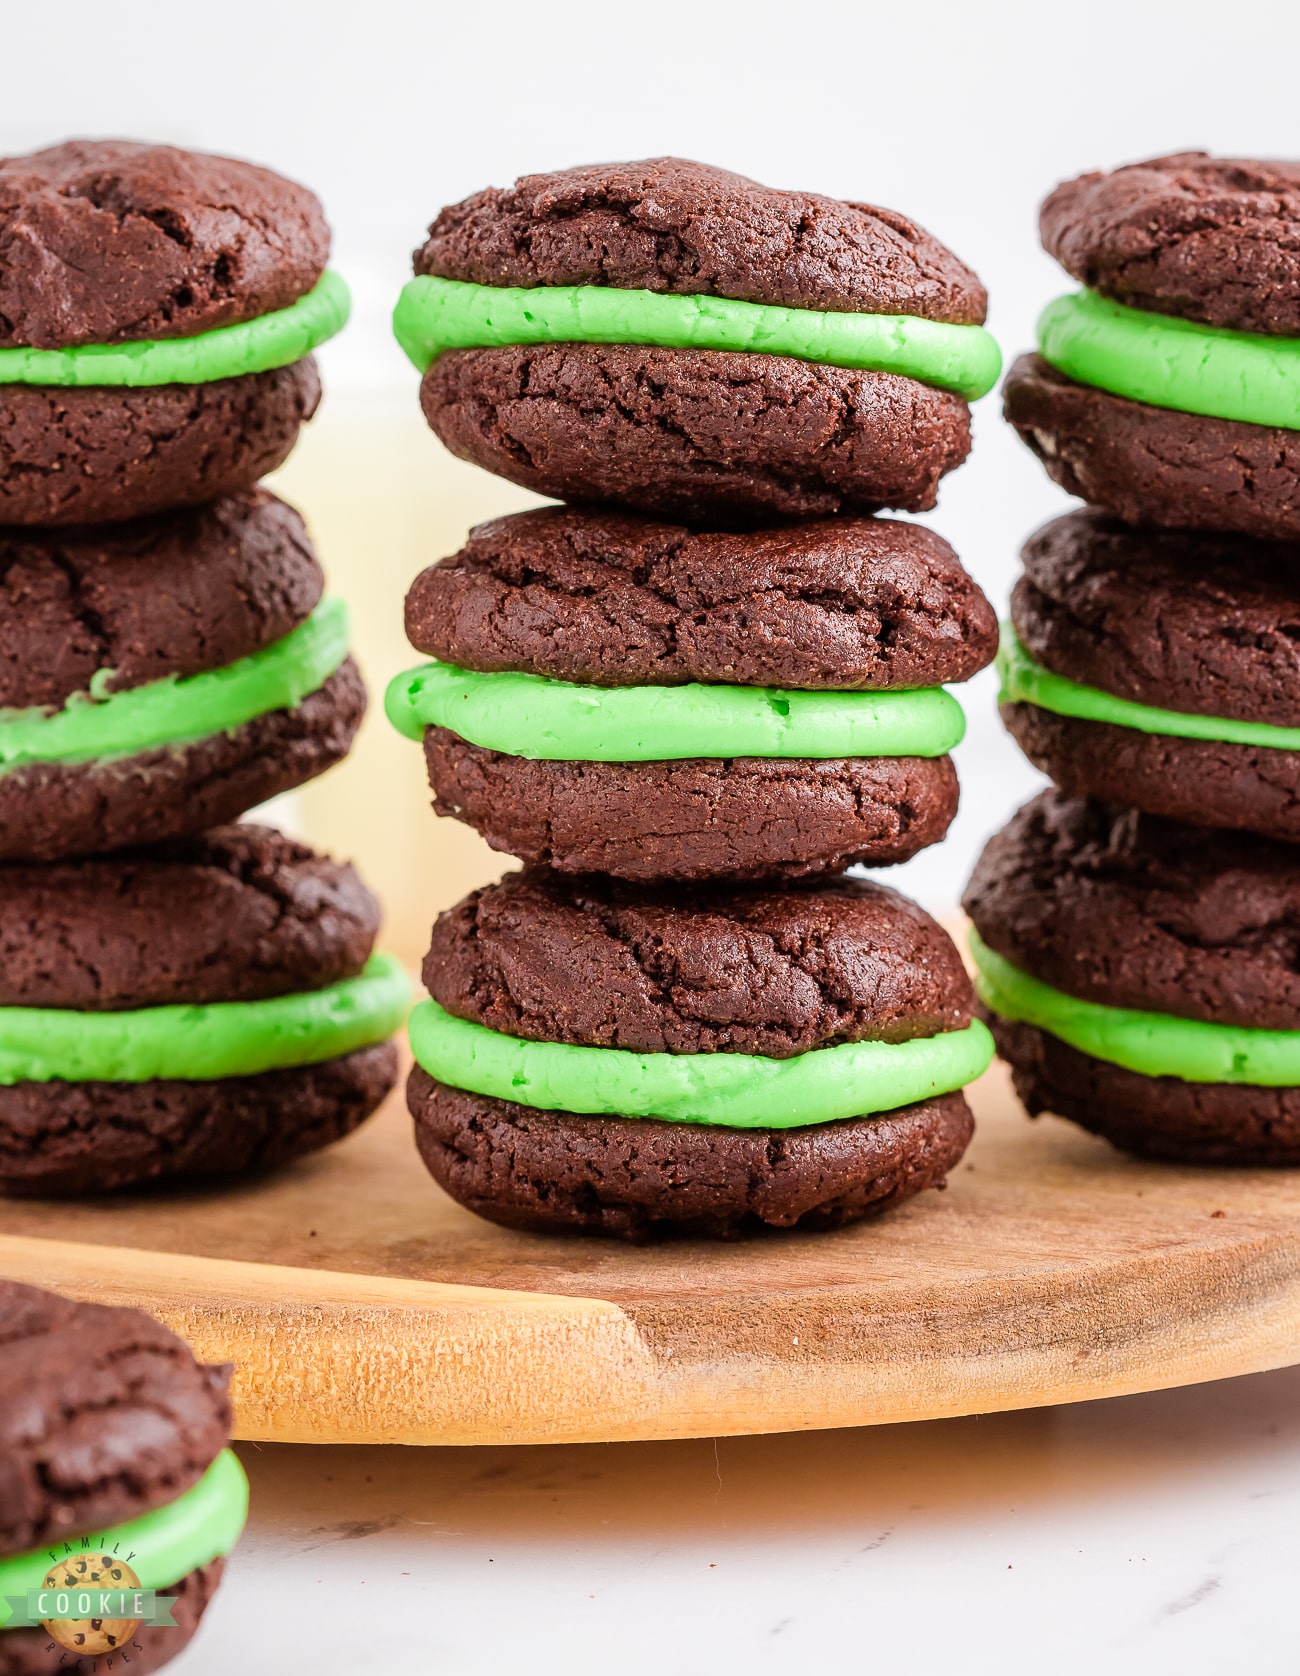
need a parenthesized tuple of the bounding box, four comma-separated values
(0, 824, 379, 1010)
(0, 489, 323, 710)
(0, 1278, 231, 1556)
(964, 788, 1300, 1030)
(0, 139, 330, 350)
(425, 868, 973, 1056)
(415, 156, 988, 325)
(405, 506, 997, 691)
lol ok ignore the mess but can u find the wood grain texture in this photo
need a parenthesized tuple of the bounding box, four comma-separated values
(3, 1060, 1300, 1445)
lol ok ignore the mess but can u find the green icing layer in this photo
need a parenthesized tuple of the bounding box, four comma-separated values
(1038, 289, 1300, 432)
(385, 661, 965, 762)
(0, 598, 349, 773)
(393, 275, 1002, 400)
(0, 272, 350, 388)
(0, 1450, 248, 1628)
(409, 999, 994, 1129)
(0, 953, 411, 1085)
(998, 622, 1300, 751)
(972, 930, 1300, 1085)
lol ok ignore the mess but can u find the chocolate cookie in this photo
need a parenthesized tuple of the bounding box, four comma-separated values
(1001, 509, 1300, 841)
(1041, 152, 1300, 336)
(410, 869, 983, 1237)
(405, 158, 994, 522)
(406, 507, 998, 690)
(423, 731, 959, 882)
(964, 789, 1300, 1162)
(0, 493, 364, 861)
(1003, 351, 1300, 543)
(0, 830, 404, 1195)
(0, 1278, 237, 1674)
(0, 139, 337, 526)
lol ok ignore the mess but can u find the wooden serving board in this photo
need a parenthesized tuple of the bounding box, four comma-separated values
(4, 1058, 1300, 1445)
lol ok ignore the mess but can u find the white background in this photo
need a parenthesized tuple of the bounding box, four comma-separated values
(6, 0, 1300, 904)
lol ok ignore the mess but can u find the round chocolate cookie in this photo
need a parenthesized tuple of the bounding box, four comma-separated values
(1002, 508, 1300, 842)
(0, 1277, 235, 1675)
(1003, 351, 1300, 543)
(423, 730, 959, 882)
(411, 869, 979, 1238)
(1041, 152, 1300, 336)
(406, 507, 999, 690)
(964, 788, 1300, 1163)
(409, 157, 991, 522)
(0, 358, 321, 527)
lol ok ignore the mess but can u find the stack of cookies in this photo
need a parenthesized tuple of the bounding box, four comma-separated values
(971, 153, 1300, 1164)
(0, 140, 407, 1198)
(390, 158, 1002, 1238)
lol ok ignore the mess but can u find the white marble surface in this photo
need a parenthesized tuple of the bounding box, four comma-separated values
(172, 1366, 1300, 1674)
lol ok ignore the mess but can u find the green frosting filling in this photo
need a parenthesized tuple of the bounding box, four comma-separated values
(408, 999, 994, 1129)
(393, 274, 1002, 400)
(998, 621, 1300, 751)
(0, 598, 350, 773)
(1038, 288, 1300, 432)
(0, 952, 411, 1085)
(972, 931, 1300, 1085)
(0, 272, 350, 388)
(385, 661, 965, 762)
(0, 1451, 248, 1628)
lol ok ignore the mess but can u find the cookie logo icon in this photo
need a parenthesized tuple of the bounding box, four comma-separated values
(40, 1554, 144, 1656)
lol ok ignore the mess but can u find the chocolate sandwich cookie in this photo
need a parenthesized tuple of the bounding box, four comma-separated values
(395, 158, 1000, 523)
(1006, 153, 1300, 541)
(409, 868, 992, 1238)
(389, 507, 997, 881)
(0, 825, 409, 1195)
(0, 490, 365, 860)
(998, 508, 1300, 842)
(0, 140, 346, 525)
(964, 788, 1300, 1164)
(0, 1279, 245, 1674)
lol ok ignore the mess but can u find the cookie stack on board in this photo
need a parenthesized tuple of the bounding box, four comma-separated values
(390, 158, 1002, 1238)
(0, 140, 408, 1198)
(970, 153, 1300, 1163)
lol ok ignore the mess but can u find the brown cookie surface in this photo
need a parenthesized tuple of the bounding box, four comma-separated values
(0, 825, 378, 1010)
(1013, 508, 1300, 725)
(417, 157, 987, 322)
(421, 343, 971, 525)
(0, 139, 328, 348)
(0, 489, 322, 709)
(0, 658, 364, 862)
(0, 1559, 223, 1676)
(0, 1041, 399, 1197)
(1041, 152, 1300, 335)
(427, 868, 973, 1055)
(1003, 352, 1300, 543)
(410, 1071, 973, 1240)
(963, 788, 1300, 1029)
(406, 506, 997, 690)
(0, 358, 320, 527)
(1001, 701, 1300, 846)
(422, 729, 958, 881)
(0, 1278, 229, 1554)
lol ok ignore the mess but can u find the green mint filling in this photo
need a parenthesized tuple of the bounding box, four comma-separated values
(0, 271, 349, 388)
(0, 1451, 248, 1628)
(1037, 289, 1300, 432)
(997, 621, 1300, 751)
(0, 598, 350, 773)
(971, 930, 1300, 1086)
(393, 274, 1002, 400)
(385, 661, 966, 762)
(409, 999, 994, 1129)
(0, 953, 411, 1085)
